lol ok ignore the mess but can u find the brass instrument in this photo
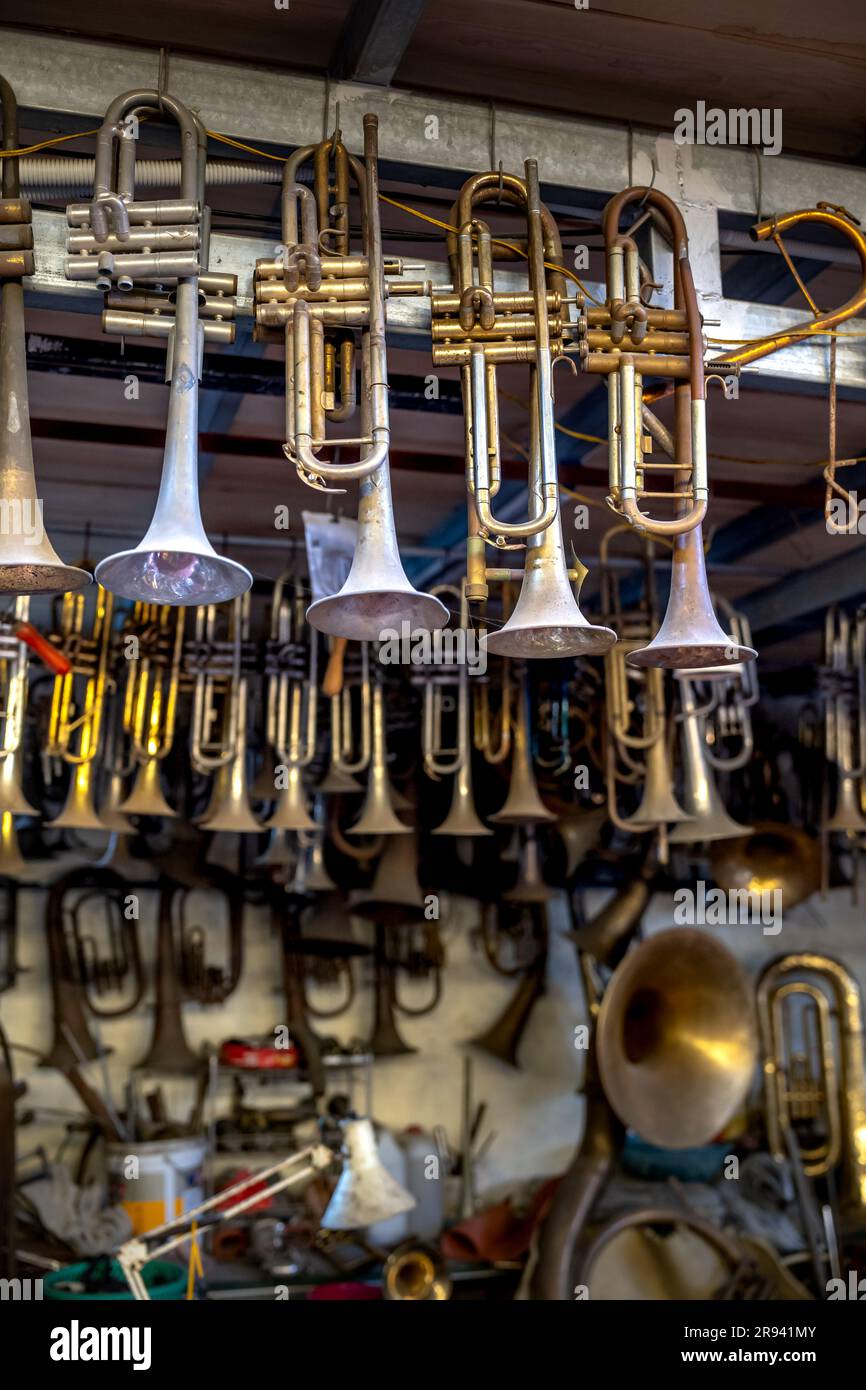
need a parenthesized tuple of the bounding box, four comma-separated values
(41, 868, 111, 1070)
(600, 525, 690, 845)
(58, 868, 144, 1018)
(320, 640, 371, 794)
(137, 880, 200, 1073)
(348, 678, 409, 836)
(46, 585, 114, 831)
(757, 951, 866, 1224)
(263, 574, 317, 832)
(118, 603, 185, 817)
(821, 607, 866, 833)
(0, 598, 37, 876)
(489, 665, 555, 824)
(469, 899, 548, 1068)
(432, 162, 614, 658)
(176, 867, 244, 1005)
(593, 188, 755, 671)
(711, 823, 820, 914)
(383, 1242, 451, 1300)
(423, 583, 491, 837)
(0, 74, 89, 594)
(256, 116, 445, 640)
(67, 89, 250, 604)
(667, 674, 752, 844)
(531, 878, 757, 1299)
(190, 595, 260, 834)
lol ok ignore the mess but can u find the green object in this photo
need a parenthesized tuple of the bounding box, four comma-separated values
(43, 1257, 187, 1301)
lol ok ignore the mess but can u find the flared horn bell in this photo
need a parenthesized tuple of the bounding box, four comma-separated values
(255, 827, 294, 869)
(668, 679, 752, 844)
(433, 753, 491, 837)
(98, 770, 133, 834)
(94, 279, 251, 606)
(597, 926, 757, 1148)
(484, 522, 616, 660)
(0, 745, 37, 817)
(627, 528, 757, 671)
(48, 764, 107, 832)
(321, 1118, 416, 1230)
(503, 830, 552, 903)
(621, 731, 692, 830)
(197, 684, 262, 835)
(318, 763, 363, 794)
(710, 823, 820, 913)
(0, 811, 28, 877)
(557, 807, 605, 877)
(490, 676, 555, 825)
(349, 685, 410, 836)
(351, 833, 425, 921)
(120, 758, 177, 818)
(0, 191, 90, 594)
(264, 766, 316, 832)
(826, 776, 866, 833)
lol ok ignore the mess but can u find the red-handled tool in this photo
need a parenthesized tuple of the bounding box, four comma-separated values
(11, 621, 71, 676)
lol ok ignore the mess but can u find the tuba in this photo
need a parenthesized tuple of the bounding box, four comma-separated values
(66, 90, 251, 605)
(756, 951, 866, 1226)
(255, 115, 445, 640)
(0, 73, 90, 595)
(592, 188, 755, 672)
(432, 161, 614, 658)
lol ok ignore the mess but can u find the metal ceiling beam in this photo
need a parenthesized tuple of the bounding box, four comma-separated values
(739, 540, 866, 632)
(328, 0, 428, 87)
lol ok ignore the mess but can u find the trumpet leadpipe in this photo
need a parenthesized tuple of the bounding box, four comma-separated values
(65, 197, 200, 227)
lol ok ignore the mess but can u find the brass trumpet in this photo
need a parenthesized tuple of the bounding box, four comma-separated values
(191, 595, 260, 834)
(433, 162, 613, 658)
(593, 188, 755, 672)
(118, 603, 185, 818)
(0, 74, 89, 595)
(262, 574, 318, 832)
(423, 583, 491, 837)
(822, 607, 866, 833)
(46, 586, 114, 831)
(68, 89, 251, 605)
(256, 116, 445, 640)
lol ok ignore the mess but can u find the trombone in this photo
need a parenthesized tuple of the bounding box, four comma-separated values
(255, 115, 445, 640)
(66, 88, 251, 605)
(432, 161, 614, 658)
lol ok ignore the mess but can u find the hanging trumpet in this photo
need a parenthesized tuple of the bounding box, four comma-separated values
(0, 73, 90, 595)
(189, 594, 260, 834)
(261, 574, 318, 832)
(432, 160, 614, 658)
(821, 607, 866, 835)
(588, 187, 755, 671)
(255, 114, 445, 641)
(65, 89, 251, 605)
(599, 524, 690, 851)
(117, 603, 185, 818)
(45, 586, 114, 831)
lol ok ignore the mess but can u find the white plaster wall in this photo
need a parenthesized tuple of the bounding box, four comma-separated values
(2, 878, 864, 1199)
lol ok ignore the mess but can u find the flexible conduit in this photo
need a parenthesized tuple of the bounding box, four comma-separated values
(20, 157, 282, 198)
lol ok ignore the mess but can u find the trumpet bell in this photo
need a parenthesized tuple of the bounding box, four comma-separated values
(95, 543, 251, 608)
(627, 530, 756, 671)
(826, 778, 866, 833)
(120, 759, 177, 819)
(0, 811, 28, 877)
(383, 1243, 451, 1300)
(0, 748, 36, 817)
(264, 769, 316, 833)
(597, 927, 757, 1148)
(484, 527, 616, 660)
(48, 767, 106, 832)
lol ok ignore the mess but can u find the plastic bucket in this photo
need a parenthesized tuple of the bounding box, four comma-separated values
(43, 1258, 187, 1301)
(106, 1135, 207, 1236)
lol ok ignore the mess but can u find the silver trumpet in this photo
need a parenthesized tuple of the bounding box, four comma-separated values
(668, 675, 752, 844)
(319, 641, 371, 794)
(0, 74, 90, 595)
(348, 680, 409, 836)
(255, 114, 445, 640)
(0, 598, 37, 875)
(423, 584, 491, 838)
(490, 665, 555, 825)
(263, 575, 317, 832)
(823, 607, 866, 833)
(433, 159, 613, 658)
(67, 89, 251, 605)
(192, 595, 260, 834)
